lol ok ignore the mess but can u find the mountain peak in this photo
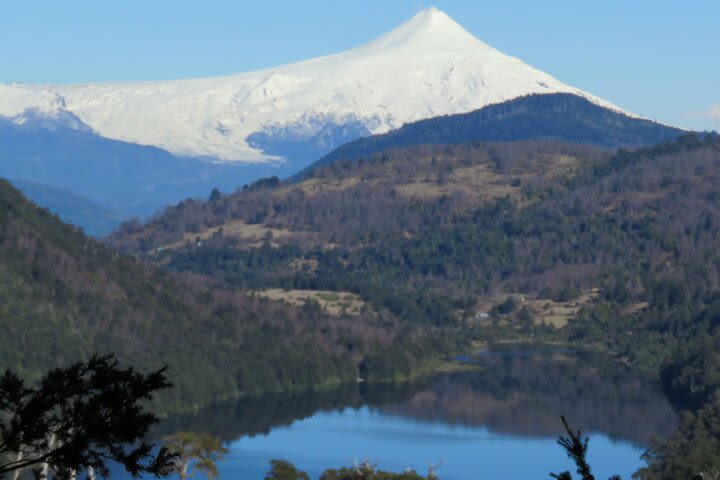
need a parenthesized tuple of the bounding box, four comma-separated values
(0, 8, 631, 163)
(362, 7, 486, 52)
(409, 7, 453, 24)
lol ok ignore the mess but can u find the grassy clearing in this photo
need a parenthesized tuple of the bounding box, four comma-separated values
(252, 289, 368, 316)
(527, 291, 599, 328)
(472, 290, 599, 329)
(297, 177, 363, 196)
(393, 153, 580, 209)
(159, 220, 312, 251)
(394, 164, 518, 207)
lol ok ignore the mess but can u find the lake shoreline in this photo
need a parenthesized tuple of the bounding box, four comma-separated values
(149, 345, 676, 480)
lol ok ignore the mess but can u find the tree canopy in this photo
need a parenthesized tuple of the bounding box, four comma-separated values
(0, 353, 176, 479)
(164, 432, 228, 480)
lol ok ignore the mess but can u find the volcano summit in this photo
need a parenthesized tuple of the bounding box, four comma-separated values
(0, 8, 628, 165)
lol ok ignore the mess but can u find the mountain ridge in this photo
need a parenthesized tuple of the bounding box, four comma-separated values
(299, 93, 686, 176)
(0, 113, 288, 219)
(9, 179, 125, 237)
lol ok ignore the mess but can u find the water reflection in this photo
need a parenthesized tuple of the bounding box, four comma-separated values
(157, 381, 421, 441)
(159, 347, 676, 447)
(380, 348, 676, 445)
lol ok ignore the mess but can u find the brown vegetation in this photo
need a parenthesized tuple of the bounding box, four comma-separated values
(252, 289, 368, 317)
(107, 140, 605, 255)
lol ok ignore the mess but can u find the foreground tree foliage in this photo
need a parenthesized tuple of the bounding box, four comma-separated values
(550, 417, 620, 480)
(550, 414, 720, 480)
(265, 459, 311, 480)
(263, 459, 436, 480)
(164, 432, 228, 480)
(0, 354, 175, 479)
(639, 393, 720, 480)
(319, 462, 437, 480)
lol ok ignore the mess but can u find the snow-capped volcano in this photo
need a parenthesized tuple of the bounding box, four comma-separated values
(0, 8, 627, 163)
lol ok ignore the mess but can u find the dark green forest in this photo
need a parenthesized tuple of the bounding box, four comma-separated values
(0, 178, 466, 412)
(302, 93, 683, 175)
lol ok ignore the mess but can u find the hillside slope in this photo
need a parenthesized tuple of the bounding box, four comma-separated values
(10, 179, 124, 237)
(303, 93, 685, 175)
(109, 133, 720, 354)
(108, 140, 605, 253)
(0, 179, 460, 410)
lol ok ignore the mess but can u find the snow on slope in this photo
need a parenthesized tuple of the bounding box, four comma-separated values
(0, 7, 629, 163)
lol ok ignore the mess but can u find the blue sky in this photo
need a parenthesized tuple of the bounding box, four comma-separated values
(1, 0, 718, 130)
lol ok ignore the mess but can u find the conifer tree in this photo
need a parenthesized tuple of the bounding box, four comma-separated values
(0, 354, 175, 480)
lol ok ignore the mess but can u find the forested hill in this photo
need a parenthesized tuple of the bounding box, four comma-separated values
(109, 134, 720, 329)
(108, 133, 720, 474)
(108, 140, 606, 254)
(0, 178, 462, 411)
(300, 93, 685, 176)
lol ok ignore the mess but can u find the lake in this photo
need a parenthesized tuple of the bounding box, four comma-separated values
(155, 347, 677, 480)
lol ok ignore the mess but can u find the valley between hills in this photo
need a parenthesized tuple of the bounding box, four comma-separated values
(1, 93, 718, 477)
(104, 129, 720, 476)
(1, 6, 719, 478)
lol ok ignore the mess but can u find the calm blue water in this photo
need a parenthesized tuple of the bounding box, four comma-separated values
(223, 406, 645, 480)
(145, 348, 676, 480)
